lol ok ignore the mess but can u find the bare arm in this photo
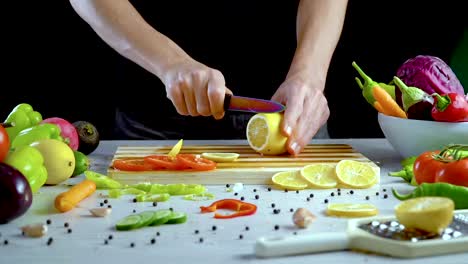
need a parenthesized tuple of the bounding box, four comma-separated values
(69, 0, 229, 119)
(272, 0, 349, 155)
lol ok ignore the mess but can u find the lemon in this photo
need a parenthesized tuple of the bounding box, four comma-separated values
(300, 164, 337, 188)
(395, 197, 454, 234)
(168, 139, 183, 158)
(201, 152, 239, 162)
(246, 113, 288, 155)
(326, 203, 379, 217)
(271, 170, 309, 190)
(335, 160, 377, 189)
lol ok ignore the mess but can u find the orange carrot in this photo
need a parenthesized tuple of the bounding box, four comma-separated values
(55, 179, 96, 213)
(372, 85, 407, 118)
(373, 101, 390, 115)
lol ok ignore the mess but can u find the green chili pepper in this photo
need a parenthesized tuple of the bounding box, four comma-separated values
(4, 145, 48, 193)
(11, 123, 63, 150)
(388, 156, 417, 184)
(4, 103, 42, 142)
(392, 182, 468, 209)
(352, 61, 396, 106)
(84, 170, 122, 189)
(135, 193, 170, 202)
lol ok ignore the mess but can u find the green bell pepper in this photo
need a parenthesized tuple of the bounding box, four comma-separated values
(4, 103, 42, 142)
(11, 123, 63, 150)
(4, 145, 48, 193)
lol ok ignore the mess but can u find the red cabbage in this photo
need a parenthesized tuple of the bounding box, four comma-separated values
(396, 55, 465, 96)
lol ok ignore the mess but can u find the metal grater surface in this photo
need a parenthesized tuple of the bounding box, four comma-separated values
(359, 213, 468, 242)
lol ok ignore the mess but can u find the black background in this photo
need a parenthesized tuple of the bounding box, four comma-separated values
(1, 1, 465, 140)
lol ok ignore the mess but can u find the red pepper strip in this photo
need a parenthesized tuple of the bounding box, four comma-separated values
(200, 199, 257, 219)
(431, 93, 468, 122)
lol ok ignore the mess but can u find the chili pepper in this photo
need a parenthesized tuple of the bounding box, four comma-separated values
(4, 145, 48, 193)
(200, 199, 257, 219)
(352, 61, 396, 108)
(3, 103, 42, 142)
(11, 123, 63, 150)
(392, 182, 468, 209)
(388, 156, 418, 186)
(431, 93, 468, 122)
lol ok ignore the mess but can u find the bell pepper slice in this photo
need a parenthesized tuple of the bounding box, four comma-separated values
(200, 199, 257, 219)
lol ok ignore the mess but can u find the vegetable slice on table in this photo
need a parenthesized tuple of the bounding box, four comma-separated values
(136, 211, 158, 228)
(201, 152, 239, 162)
(113, 158, 155, 171)
(116, 214, 142, 231)
(166, 212, 188, 224)
(55, 179, 96, 213)
(200, 199, 257, 219)
(84, 170, 122, 189)
(176, 154, 217, 171)
(168, 139, 183, 158)
(326, 203, 378, 218)
(149, 209, 173, 226)
(144, 155, 184, 170)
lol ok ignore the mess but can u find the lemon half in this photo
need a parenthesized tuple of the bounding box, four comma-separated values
(335, 160, 377, 189)
(300, 164, 338, 189)
(271, 170, 309, 190)
(246, 113, 288, 155)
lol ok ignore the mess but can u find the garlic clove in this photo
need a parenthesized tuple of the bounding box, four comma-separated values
(90, 207, 112, 217)
(293, 208, 316, 228)
(21, 223, 48, 238)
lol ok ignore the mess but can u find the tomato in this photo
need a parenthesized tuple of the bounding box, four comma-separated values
(413, 150, 443, 184)
(0, 125, 10, 162)
(435, 158, 468, 187)
(177, 154, 217, 171)
(144, 155, 186, 170)
(113, 159, 154, 171)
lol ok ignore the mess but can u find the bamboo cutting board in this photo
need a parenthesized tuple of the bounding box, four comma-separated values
(107, 144, 380, 185)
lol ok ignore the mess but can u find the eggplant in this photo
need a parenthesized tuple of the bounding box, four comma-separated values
(393, 76, 435, 120)
(0, 162, 33, 224)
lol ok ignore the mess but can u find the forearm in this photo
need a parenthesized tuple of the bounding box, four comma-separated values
(69, 0, 190, 79)
(288, 0, 349, 89)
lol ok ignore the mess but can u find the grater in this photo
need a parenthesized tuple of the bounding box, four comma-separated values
(255, 209, 468, 258)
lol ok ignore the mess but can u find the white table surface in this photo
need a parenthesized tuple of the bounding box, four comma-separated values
(1, 138, 466, 264)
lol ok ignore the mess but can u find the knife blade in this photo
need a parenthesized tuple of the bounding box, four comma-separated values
(223, 94, 285, 113)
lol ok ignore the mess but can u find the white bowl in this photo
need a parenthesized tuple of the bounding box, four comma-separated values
(377, 113, 468, 158)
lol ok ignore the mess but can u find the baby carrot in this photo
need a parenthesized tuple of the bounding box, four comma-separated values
(55, 179, 96, 213)
(372, 85, 407, 119)
(373, 101, 390, 115)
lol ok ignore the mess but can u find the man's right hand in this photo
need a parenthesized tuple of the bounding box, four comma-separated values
(162, 58, 231, 120)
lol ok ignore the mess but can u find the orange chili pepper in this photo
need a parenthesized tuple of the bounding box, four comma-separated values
(200, 199, 257, 219)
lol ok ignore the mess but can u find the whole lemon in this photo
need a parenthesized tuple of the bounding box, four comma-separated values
(246, 112, 288, 155)
(30, 139, 76, 185)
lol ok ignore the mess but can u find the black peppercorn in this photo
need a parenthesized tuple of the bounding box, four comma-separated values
(365, 196, 369, 200)
(234, 192, 238, 196)
(104, 240, 108, 245)
(383, 188, 387, 192)
(199, 238, 204, 243)
(271, 203, 275, 208)
(324, 199, 329, 203)
(350, 190, 354, 194)
(100, 202, 104, 207)
(104, 199, 108, 204)
(284, 189, 288, 193)
(290, 208, 293, 212)
(384, 194, 388, 199)
(108, 205, 112, 208)
(255, 195, 259, 199)
(212, 226, 217, 231)
(296, 190, 299, 194)
(274, 225, 279, 230)
(253, 189, 257, 192)
(267, 187, 271, 191)
(151, 238, 156, 244)
(64, 222, 69, 228)
(67, 229, 72, 234)
(133, 209, 136, 213)
(169, 208, 173, 211)
(156, 232, 160, 236)
(239, 234, 243, 239)
(338, 192, 341, 196)
(309, 193, 314, 198)
(226, 184, 230, 188)
(153, 202, 157, 207)
(240, 197, 244, 201)
(46, 219, 51, 225)
(130, 242, 135, 248)
(331, 192, 335, 197)
(195, 230, 199, 234)
(47, 237, 53, 246)
(306, 198, 310, 201)
(4, 240, 8, 245)
(108, 235, 113, 240)
(245, 226, 249, 231)
(376, 192, 379, 196)
(132, 198, 137, 203)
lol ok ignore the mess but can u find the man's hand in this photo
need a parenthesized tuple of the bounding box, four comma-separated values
(272, 75, 329, 156)
(162, 59, 231, 120)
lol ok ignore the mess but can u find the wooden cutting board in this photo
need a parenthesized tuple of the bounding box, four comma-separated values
(107, 143, 380, 185)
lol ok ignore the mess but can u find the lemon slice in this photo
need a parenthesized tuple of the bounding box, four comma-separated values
(395, 197, 454, 234)
(300, 164, 337, 189)
(271, 170, 309, 190)
(246, 113, 288, 155)
(201, 152, 240, 162)
(326, 203, 378, 217)
(335, 160, 377, 189)
(168, 139, 183, 158)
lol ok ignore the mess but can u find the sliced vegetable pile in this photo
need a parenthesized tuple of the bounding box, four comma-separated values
(353, 55, 468, 122)
(115, 209, 188, 231)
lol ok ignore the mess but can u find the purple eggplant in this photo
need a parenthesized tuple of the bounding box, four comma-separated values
(0, 162, 32, 224)
(393, 76, 435, 120)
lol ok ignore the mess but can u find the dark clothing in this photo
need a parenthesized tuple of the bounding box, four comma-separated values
(113, 1, 300, 140)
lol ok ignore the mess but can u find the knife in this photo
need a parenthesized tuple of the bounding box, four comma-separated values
(223, 94, 286, 113)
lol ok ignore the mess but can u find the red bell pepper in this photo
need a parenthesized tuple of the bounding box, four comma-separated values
(200, 199, 257, 219)
(431, 93, 468, 122)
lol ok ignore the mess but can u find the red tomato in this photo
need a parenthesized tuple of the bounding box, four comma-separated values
(413, 150, 443, 184)
(435, 158, 468, 187)
(177, 154, 217, 171)
(113, 159, 154, 171)
(0, 125, 10, 162)
(144, 155, 186, 170)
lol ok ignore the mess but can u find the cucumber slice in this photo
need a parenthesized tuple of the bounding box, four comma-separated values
(136, 211, 158, 228)
(166, 212, 188, 224)
(149, 209, 172, 226)
(115, 214, 142, 231)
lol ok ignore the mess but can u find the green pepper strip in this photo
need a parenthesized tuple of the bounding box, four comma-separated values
(392, 182, 468, 209)
(200, 199, 257, 219)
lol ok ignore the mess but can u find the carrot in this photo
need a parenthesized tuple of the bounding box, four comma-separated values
(55, 179, 96, 213)
(373, 101, 390, 115)
(372, 85, 407, 119)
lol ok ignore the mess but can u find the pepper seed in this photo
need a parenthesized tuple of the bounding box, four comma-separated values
(306, 198, 310, 202)
(383, 188, 387, 192)
(240, 197, 244, 201)
(156, 232, 160, 236)
(104, 240, 108, 245)
(226, 184, 230, 188)
(350, 190, 354, 194)
(376, 192, 379, 196)
(365, 196, 369, 200)
(4, 240, 8, 245)
(284, 189, 288, 193)
(47, 237, 53, 246)
(234, 192, 238, 196)
(253, 189, 257, 192)
(199, 238, 204, 243)
(107, 205, 112, 208)
(331, 192, 335, 197)
(296, 190, 299, 194)
(132, 209, 136, 213)
(132, 198, 137, 203)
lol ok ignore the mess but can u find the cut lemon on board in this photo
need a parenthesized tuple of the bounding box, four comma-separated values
(300, 164, 337, 189)
(201, 152, 240, 162)
(326, 203, 379, 218)
(168, 139, 183, 158)
(395, 197, 454, 234)
(246, 113, 288, 155)
(271, 170, 309, 190)
(335, 160, 377, 189)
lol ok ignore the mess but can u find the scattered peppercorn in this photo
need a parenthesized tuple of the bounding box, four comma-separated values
(383, 188, 387, 192)
(234, 192, 238, 196)
(284, 189, 288, 193)
(331, 192, 335, 197)
(47, 237, 53, 246)
(104, 199, 108, 204)
(130, 242, 135, 248)
(107, 205, 112, 208)
(104, 240, 108, 245)
(376, 192, 379, 196)
(132, 209, 136, 213)
(309, 194, 314, 198)
(212, 226, 217, 231)
(67, 229, 72, 234)
(273, 209, 279, 214)
(199, 238, 204, 243)
(153, 202, 157, 207)
(296, 190, 299, 194)
(384, 194, 388, 199)
(306, 198, 310, 202)
(226, 184, 230, 188)
(255, 195, 259, 199)
(240, 197, 244, 201)
(365, 196, 369, 200)
(337, 188, 341, 192)
(293, 232, 298, 235)
(100, 202, 104, 207)
(151, 238, 156, 244)
(267, 187, 271, 191)
(108, 235, 113, 240)
(46, 219, 51, 225)
(132, 198, 137, 203)
(195, 230, 199, 234)
(4, 240, 8, 245)
(253, 189, 257, 192)
(274, 225, 279, 230)
(156, 232, 160, 236)
(338, 192, 341, 196)
(350, 190, 354, 194)
(239, 234, 243, 239)
(245, 226, 249, 231)
(271, 203, 275, 208)
(64, 222, 69, 228)
(169, 208, 173, 211)
(290, 208, 294, 212)
(324, 199, 329, 203)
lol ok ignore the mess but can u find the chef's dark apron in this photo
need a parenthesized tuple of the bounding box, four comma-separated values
(112, 1, 333, 140)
